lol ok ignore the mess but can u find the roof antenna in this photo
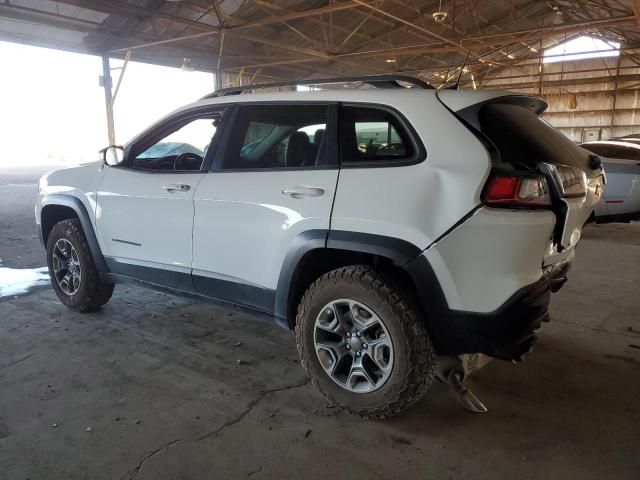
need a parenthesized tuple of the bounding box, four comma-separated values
(451, 50, 471, 90)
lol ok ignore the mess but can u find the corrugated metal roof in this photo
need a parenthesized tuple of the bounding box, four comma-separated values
(0, 0, 638, 88)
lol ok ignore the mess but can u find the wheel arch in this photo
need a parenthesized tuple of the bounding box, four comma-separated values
(275, 230, 434, 331)
(40, 195, 109, 274)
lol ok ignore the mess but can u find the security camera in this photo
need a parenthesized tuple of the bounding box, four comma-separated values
(433, 11, 448, 23)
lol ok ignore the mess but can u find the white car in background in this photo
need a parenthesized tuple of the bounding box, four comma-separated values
(580, 140, 640, 223)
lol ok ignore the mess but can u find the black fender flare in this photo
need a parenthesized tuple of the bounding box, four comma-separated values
(325, 230, 422, 266)
(273, 229, 424, 326)
(40, 194, 109, 274)
(274, 229, 328, 322)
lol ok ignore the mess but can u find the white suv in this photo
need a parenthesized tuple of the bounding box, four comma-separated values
(36, 76, 604, 418)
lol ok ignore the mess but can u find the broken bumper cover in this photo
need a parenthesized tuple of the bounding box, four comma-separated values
(406, 256, 557, 361)
(543, 248, 574, 291)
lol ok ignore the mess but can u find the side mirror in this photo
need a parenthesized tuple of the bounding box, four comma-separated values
(100, 145, 125, 166)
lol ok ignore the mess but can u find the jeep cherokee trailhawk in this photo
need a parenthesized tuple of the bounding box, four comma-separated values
(36, 75, 604, 418)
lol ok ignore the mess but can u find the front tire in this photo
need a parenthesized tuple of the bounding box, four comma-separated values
(47, 219, 114, 311)
(295, 265, 436, 419)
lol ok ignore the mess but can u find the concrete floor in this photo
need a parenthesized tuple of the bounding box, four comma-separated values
(1, 167, 639, 480)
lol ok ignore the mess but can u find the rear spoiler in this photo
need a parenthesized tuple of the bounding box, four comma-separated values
(437, 90, 547, 112)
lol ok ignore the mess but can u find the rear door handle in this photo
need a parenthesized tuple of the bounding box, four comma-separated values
(282, 186, 325, 199)
(163, 183, 191, 193)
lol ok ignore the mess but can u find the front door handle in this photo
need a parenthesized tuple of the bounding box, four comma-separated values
(282, 186, 325, 199)
(163, 183, 191, 193)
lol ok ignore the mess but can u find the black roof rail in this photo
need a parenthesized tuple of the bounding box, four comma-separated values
(201, 74, 432, 99)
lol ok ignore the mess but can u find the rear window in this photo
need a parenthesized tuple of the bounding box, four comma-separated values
(340, 105, 417, 165)
(479, 103, 591, 169)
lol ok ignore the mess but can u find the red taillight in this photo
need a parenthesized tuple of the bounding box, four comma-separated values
(485, 176, 519, 202)
(484, 174, 552, 208)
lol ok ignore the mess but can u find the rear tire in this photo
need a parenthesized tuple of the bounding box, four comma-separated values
(295, 265, 436, 419)
(46, 219, 114, 312)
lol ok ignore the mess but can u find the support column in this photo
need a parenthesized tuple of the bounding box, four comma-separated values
(610, 55, 621, 137)
(216, 32, 225, 90)
(537, 40, 544, 97)
(101, 54, 116, 146)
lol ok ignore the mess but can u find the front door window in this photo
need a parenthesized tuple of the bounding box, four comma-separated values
(129, 114, 222, 171)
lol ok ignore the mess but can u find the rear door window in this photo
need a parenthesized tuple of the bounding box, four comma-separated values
(221, 105, 329, 170)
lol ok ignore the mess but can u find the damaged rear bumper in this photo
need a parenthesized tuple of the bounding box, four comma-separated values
(406, 253, 575, 362)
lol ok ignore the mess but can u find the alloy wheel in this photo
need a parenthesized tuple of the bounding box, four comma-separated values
(52, 238, 82, 296)
(313, 299, 394, 393)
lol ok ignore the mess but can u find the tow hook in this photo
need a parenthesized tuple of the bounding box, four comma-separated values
(549, 276, 567, 293)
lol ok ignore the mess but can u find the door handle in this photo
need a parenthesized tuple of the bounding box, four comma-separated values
(163, 183, 191, 193)
(282, 186, 325, 199)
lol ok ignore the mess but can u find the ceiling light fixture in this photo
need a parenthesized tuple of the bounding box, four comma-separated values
(433, 0, 448, 23)
(553, 9, 564, 25)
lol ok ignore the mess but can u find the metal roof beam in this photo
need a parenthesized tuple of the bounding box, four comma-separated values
(0, 3, 105, 35)
(54, 0, 206, 31)
(351, 0, 469, 54)
(227, 1, 361, 31)
(632, 0, 640, 27)
(225, 14, 635, 71)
